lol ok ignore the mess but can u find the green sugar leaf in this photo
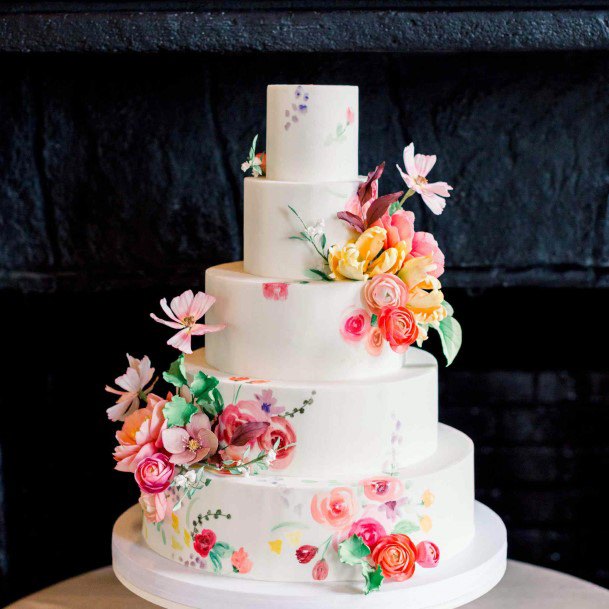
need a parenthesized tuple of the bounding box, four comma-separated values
(363, 565, 384, 594)
(437, 314, 462, 366)
(338, 535, 370, 566)
(371, 313, 378, 327)
(442, 299, 454, 317)
(190, 371, 219, 401)
(389, 200, 403, 215)
(163, 355, 187, 388)
(163, 395, 198, 428)
(305, 268, 333, 282)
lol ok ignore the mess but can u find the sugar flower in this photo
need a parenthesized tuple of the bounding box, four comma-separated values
(105, 355, 156, 422)
(150, 289, 226, 354)
(410, 232, 445, 278)
(397, 143, 453, 215)
(161, 412, 219, 465)
(328, 226, 386, 281)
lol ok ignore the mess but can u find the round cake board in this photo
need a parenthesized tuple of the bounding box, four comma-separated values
(112, 501, 507, 609)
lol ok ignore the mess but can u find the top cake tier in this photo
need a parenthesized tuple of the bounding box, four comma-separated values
(265, 84, 359, 182)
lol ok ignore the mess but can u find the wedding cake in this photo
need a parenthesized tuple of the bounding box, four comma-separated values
(108, 84, 479, 595)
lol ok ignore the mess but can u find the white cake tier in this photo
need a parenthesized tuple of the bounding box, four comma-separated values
(204, 262, 405, 382)
(185, 347, 438, 478)
(266, 85, 358, 182)
(243, 177, 359, 280)
(143, 425, 474, 583)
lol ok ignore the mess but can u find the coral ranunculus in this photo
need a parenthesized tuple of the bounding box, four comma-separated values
(348, 518, 387, 550)
(363, 274, 409, 316)
(135, 453, 175, 494)
(311, 487, 358, 529)
(259, 416, 297, 470)
(379, 209, 415, 249)
(410, 232, 445, 278)
(360, 476, 405, 502)
(193, 529, 217, 558)
(416, 541, 440, 568)
(378, 306, 418, 354)
(371, 534, 417, 582)
(340, 308, 371, 342)
(231, 547, 253, 573)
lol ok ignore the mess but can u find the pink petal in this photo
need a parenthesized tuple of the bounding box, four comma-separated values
(160, 298, 182, 324)
(169, 451, 196, 465)
(116, 367, 141, 392)
(150, 313, 183, 330)
(162, 427, 190, 455)
(167, 327, 193, 353)
(171, 290, 194, 320)
(420, 191, 447, 215)
(186, 412, 212, 435)
(403, 143, 417, 177)
(190, 323, 226, 336)
(188, 292, 216, 320)
(106, 396, 138, 422)
(415, 153, 437, 178)
(426, 181, 453, 197)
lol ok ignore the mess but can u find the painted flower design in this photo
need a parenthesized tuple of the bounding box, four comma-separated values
(312, 559, 329, 580)
(340, 308, 371, 342)
(150, 289, 226, 354)
(365, 326, 384, 356)
(231, 548, 253, 574)
(361, 476, 405, 502)
(348, 518, 387, 549)
(253, 389, 284, 415)
(378, 497, 408, 521)
(296, 545, 318, 564)
(262, 282, 289, 301)
(161, 412, 218, 465)
(105, 355, 156, 422)
(311, 487, 358, 529)
(259, 416, 297, 470)
(193, 529, 217, 558)
(396, 143, 453, 215)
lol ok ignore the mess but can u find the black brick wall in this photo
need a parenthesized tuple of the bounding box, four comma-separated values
(1, 47, 608, 603)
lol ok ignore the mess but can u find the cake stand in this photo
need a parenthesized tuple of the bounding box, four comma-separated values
(112, 501, 507, 609)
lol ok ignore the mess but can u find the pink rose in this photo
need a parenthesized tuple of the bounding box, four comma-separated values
(311, 487, 358, 529)
(416, 540, 440, 568)
(361, 476, 405, 502)
(366, 327, 384, 356)
(231, 547, 253, 573)
(348, 518, 387, 550)
(216, 401, 270, 446)
(363, 274, 409, 316)
(135, 452, 175, 494)
(379, 210, 415, 249)
(410, 232, 444, 278)
(340, 308, 371, 342)
(259, 416, 297, 470)
(312, 559, 329, 581)
(139, 491, 172, 524)
(378, 306, 418, 354)
(262, 282, 289, 301)
(194, 529, 216, 558)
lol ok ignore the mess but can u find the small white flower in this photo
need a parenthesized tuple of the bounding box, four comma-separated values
(185, 470, 197, 484)
(241, 161, 251, 173)
(306, 219, 325, 239)
(173, 474, 187, 488)
(267, 449, 277, 463)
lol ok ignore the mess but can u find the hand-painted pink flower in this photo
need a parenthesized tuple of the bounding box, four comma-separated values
(366, 327, 384, 356)
(410, 232, 445, 278)
(346, 107, 355, 125)
(296, 545, 318, 564)
(135, 453, 175, 494)
(254, 389, 284, 415)
(113, 393, 168, 473)
(348, 518, 387, 550)
(193, 529, 217, 558)
(363, 274, 410, 316)
(396, 143, 453, 215)
(139, 491, 172, 523)
(311, 487, 358, 529)
(416, 541, 440, 568)
(216, 401, 270, 447)
(105, 354, 156, 422)
(259, 416, 297, 470)
(378, 497, 407, 521)
(162, 412, 218, 465)
(340, 308, 371, 342)
(379, 209, 415, 249)
(312, 559, 329, 581)
(378, 306, 418, 354)
(262, 282, 289, 301)
(150, 289, 226, 354)
(361, 476, 405, 502)
(231, 547, 253, 574)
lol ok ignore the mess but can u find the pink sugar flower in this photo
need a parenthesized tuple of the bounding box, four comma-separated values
(105, 354, 156, 422)
(150, 289, 226, 354)
(139, 491, 172, 524)
(135, 452, 175, 494)
(416, 541, 440, 568)
(161, 412, 219, 465)
(410, 232, 445, 278)
(397, 143, 453, 215)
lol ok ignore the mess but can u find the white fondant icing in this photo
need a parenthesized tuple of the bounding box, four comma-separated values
(184, 347, 438, 478)
(243, 177, 359, 280)
(265, 85, 358, 182)
(143, 425, 475, 583)
(204, 262, 405, 382)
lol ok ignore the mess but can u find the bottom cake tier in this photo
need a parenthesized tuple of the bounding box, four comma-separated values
(142, 424, 474, 583)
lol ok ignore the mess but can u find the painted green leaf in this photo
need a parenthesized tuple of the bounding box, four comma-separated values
(363, 565, 384, 594)
(209, 550, 222, 573)
(163, 355, 187, 388)
(338, 535, 370, 566)
(437, 314, 462, 366)
(320, 233, 327, 250)
(163, 395, 198, 428)
(213, 541, 230, 558)
(305, 268, 333, 281)
(392, 519, 420, 535)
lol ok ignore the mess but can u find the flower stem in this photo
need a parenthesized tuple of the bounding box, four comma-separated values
(399, 189, 415, 206)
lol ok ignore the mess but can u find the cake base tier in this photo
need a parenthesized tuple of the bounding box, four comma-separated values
(112, 502, 506, 609)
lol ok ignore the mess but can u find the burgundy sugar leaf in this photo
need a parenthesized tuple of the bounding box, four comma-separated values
(337, 211, 365, 233)
(357, 162, 386, 204)
(230, 421, 270, 446)
(365, 191, 404, 227)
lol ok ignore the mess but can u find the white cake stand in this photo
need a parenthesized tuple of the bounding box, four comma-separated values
(112, 502, 507, 609)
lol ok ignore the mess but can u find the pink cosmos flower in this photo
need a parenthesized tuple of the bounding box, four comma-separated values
(361, 476, 405, 502)
(379, 209, 415, 249)
(416, 541, 440, 568)
(262, 282, 289, 301)
(105, 355, 156, 422)
(139, 491, 172, 523)
(340, 308, 371, 342)
(311, 487, 358, 529)
(113, 393, 168, 473)
(150, 289, 226, 354)
(135, 452, 175, 494)
(410, 232, 445, 278)
(161, 412, 219, 465)
(254, 389, 284, 415)
(397, 143, 453, 215)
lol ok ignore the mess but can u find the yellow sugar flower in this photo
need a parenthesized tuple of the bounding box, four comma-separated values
(369, 240, 409, 277)
(329, 226, 387, 281)
(408, 285, 447, 325)
(398, 255, 438, 290)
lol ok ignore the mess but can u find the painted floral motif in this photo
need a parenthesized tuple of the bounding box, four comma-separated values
(311, 487, 358, 529)
(285, 85, 309, 131)
(262, 282, 289, 301)
(231, 547, 253, 573)
(241, 134, 266, 178)
(325, 106, 356, 145)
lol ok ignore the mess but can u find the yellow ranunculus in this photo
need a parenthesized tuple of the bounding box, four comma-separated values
(408, 286, 447, 325)
(368, 240, 410, 277)
(329, 226, 387, 280)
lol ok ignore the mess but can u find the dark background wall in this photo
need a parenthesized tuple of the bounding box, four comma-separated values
(1, 2, 609, 605)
